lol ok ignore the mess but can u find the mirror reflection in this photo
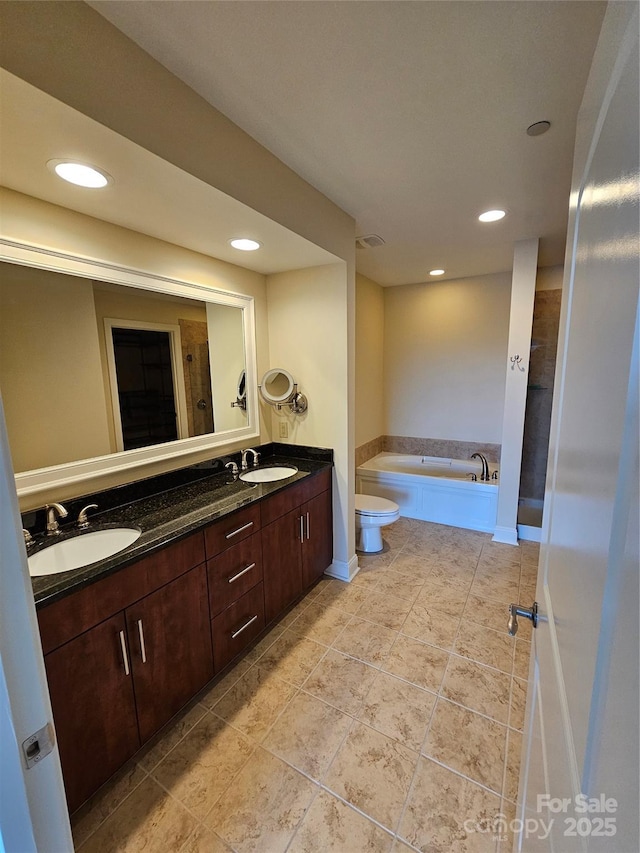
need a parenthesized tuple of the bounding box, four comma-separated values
(0, 261, 248, 473)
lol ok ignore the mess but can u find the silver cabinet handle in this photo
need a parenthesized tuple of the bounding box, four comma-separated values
(118, 630, 130, 676)
(228, 563, 256, 584)
(231, 614, 258, 639)
(137, 619, 147, 664)
(306, 511, 310, 540)
(299, 515, 304, 543)
(225, 520, 254, 539)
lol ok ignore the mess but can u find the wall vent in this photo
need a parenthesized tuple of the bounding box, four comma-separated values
(356, 234, 385, 249)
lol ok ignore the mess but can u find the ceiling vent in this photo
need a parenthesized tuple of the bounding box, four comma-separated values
(356, 234, 385, 249)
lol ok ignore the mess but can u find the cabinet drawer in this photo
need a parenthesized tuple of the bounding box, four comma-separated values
(260, 468, 331, 526)
(204, 504, 262, 558)
(211, 583, 265, 672)
(207, 533, 263, 616)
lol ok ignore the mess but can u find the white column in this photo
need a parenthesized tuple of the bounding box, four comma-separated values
(493, 238, 539, 544)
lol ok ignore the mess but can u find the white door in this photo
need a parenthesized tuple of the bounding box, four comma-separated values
(516, 4, 639, 852)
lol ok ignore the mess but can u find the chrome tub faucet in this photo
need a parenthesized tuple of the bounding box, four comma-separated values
(470, 453, 490, 482)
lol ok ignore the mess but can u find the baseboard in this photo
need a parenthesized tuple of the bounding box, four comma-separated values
(325, 554, 359, 582)
(492, 525, 519, 545)
(517, 523, 542, 543)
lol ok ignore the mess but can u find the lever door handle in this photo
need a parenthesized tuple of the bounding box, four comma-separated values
(508, 602, 538, 636)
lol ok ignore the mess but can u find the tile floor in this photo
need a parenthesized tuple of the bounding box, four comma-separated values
(71, 518, 538, 853)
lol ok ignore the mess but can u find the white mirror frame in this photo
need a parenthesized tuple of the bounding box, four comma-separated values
(0, 237, 259, 498)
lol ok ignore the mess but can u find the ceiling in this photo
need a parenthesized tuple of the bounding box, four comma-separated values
(0, 70, 338, 276)
(85, 0, 606, 286)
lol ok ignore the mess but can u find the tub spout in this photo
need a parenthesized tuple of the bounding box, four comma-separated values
(470, 453, 490, 481)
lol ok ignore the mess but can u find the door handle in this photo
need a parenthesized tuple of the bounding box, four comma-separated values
(306, 511, 310, 540)
(136, 619, 147, 663)
(118, 630, 131, 676)
(299, 515, 304, 544)
(508, 602, 538, 636)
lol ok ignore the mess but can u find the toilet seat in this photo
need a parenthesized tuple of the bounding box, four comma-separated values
(355, 494, 400, 516)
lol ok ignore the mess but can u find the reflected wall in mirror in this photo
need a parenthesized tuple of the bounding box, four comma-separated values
(0, 241, 258, 496)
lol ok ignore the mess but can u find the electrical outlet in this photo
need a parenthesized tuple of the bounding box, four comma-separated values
(278, 422, 288, 439)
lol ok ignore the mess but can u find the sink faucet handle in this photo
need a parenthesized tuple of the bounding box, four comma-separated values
(45, 502, 68, 535)
(77, 503, 99, 529)
(225, 460, 239, 476)
(23, 528, 34, 547)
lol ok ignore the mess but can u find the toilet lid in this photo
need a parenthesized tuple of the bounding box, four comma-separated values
(355, 494, 400, 516)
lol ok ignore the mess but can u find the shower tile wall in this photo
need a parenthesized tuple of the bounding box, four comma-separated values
(355, 437, 501, 468)
(519, 289, 562, 503)
(179, 319, 214, 436)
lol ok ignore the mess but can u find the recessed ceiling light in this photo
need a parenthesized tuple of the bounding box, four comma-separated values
(478, 209, 506, 223)
(229, 238, 261, 251)
(48, 159, 112, 188)
(429, 269, 445, 276)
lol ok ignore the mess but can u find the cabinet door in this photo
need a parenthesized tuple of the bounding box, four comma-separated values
(128, 564, 213, 743)
(262, 508, 304, 623)
(302, 490, 333, 589)
(44, 612, 140, 813)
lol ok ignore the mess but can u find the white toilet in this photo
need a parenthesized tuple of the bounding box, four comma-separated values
(355, 494, 401, 553)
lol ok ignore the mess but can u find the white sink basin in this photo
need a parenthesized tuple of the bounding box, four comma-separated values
(239, 465, 298, 483)
(28, 528, 141, 577)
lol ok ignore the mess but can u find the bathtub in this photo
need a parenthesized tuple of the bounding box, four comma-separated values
(356, 452, 498, 533)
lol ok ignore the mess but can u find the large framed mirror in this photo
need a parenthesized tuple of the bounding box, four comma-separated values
(0, 238, 259, 498)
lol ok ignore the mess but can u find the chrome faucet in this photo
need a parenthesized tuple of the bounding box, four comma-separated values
(45, 502, 68, 535)
(470, 453, 490, 482)
(241, 448, 260, 470)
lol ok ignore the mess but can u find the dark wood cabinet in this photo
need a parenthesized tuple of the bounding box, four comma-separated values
(301, 489, 333, 589)
(37, 465, 332, 813)
(127, 565, 213, 742)
(44, 613, 140, 813)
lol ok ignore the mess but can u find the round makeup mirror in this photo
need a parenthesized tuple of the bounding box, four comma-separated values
(259, 368, 308, 413)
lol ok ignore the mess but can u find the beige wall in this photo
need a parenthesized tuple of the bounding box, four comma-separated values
(0, 263, 112, 472)
(355, 273, 385, 448)
(384, 272, 512, 445)
(536, 264, 564, 291)
(266, 263, 353, 570)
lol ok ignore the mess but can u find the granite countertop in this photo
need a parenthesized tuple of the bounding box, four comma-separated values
(29, 444, 332, 609)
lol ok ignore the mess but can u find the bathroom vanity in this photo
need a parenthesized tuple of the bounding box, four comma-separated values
(29, 445, 333, 813)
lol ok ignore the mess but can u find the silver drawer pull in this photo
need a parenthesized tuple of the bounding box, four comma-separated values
(225, 520, 254, 539)
(306, 511, 310, 540)
(231, 614, 258, 639)
(137, 619, 147, 664)
(228, 562, 256, 584)
(119, 630, 130, 676)
(299, 515, 304, 543)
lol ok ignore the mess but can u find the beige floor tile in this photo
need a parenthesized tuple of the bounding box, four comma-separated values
(513, 639, 531, 679)
(355, 590, 413, 630)
(391, 840, 417, 853)
(72, 760, 148, 849)
(504, 729, 522, 802)
(470, 573, 520, 605)
(211, 666, 297, 740)
(242, 624, 287, 664)
(357, 549, 399, 569)
(254, 630, 327, 686)
(427, 562, 475, 591)
(262, 691, 352, 780)
(423, 699, 507, 794)
(463, 593, 512, 636)
(374, 569, 426, 602)
(414, 582, 468, 619)
(358, 671, 436, 751)
(303, 648, 377, 714)
(332, 616, 398, 666)
(314, 579, 373, 613)
(78, 776, 198, 853)
(324, 721, 418, 832)
(383, 634, 449, 692)
(402, 600, 461, 650)
(289, 600, 352, 644)
(151, 713, 254, 819)
(351, 567, 383, 589)
(199, 658, 253, 709)
(398, 757, 502, 853)
(519, 578, 537, 600)
(509, 677, 528, 732)
(179, 824, 233, 852)
(205, 748, 318, 853)
(496, 798, 517, 853)
(137, 702, 208, 772)
(442, 657, 511, 724)
(279, 598, 312, 628)
(289, 789, 394, 853)
(480, 541, 523, 562)
(454, 621, 515, 674)
(389, 551, 434, 578)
